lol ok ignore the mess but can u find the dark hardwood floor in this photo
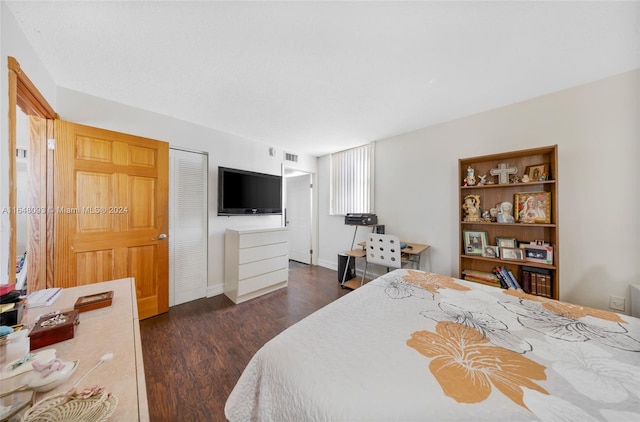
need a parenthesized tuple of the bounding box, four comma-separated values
(140, 264, 349, 421)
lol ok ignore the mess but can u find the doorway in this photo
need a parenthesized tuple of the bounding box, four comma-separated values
(284, 168, 313, 267)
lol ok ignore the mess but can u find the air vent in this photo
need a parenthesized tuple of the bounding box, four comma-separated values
(284, 152, 298, 162)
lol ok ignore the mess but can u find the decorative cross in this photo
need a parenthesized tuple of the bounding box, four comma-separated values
(490, 163, 518, 185)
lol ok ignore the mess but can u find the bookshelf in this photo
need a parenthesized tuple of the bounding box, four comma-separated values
(458, 145, 559, 299)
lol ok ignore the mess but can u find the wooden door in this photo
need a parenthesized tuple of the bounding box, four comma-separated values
(53, 120, 169, 319)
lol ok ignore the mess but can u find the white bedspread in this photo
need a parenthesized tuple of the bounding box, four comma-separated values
(225, 269, 640, 421)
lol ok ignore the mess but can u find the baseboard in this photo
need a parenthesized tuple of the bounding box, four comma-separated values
(207, 283, 224, 298)
(317, 259, 337, 271)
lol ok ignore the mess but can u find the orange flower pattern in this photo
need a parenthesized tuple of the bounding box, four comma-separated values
(407, 321, 548, 408)
(503, 289, 627, 324)
(403, 270, 471, 295)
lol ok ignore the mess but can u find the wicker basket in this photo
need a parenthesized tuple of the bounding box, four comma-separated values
(21, 390, 118, 422)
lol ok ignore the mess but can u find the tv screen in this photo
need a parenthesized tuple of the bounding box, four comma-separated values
(218, 167, 282, 215)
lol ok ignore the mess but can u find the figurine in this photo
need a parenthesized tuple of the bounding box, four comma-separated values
(464, 166, 476, 186)
(490, 163, 518, 185)
(496, 201, 515, 223)
(478, 174, 487, 185)
(521, 174, 530, 183)
(462, 195, 481, 222)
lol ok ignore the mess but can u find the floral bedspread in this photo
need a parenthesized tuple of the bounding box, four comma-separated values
(225, 269, 640, 421)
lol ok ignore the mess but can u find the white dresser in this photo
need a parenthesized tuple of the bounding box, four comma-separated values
(224, 227, 289, 304)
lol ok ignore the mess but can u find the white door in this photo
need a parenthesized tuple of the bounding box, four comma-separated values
(285, 171, 312, 264)
(169, 148, 208, 306)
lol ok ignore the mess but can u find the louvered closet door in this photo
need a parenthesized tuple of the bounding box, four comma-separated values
(169, 148, 208, 306)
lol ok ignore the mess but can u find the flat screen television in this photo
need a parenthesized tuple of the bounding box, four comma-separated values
(218, 166, 283, 215)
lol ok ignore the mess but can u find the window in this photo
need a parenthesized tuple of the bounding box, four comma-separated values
(330, 143, 374, 215)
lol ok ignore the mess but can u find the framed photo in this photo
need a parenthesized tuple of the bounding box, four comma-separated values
(500, 247, 525, 261)
(525, 163, 550, 181)
(463, 230, 488, 255)
(74, 290, 113, 313)
(482, 245, 500, 258)
(515, 192, 551, 224)
(524, 244, 554, 265)
(495, 237, 517, 248)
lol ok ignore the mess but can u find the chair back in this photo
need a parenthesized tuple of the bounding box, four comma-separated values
(366, 234, 402, 269)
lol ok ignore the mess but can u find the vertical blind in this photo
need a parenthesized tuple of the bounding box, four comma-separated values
(330, 143, 375, 215)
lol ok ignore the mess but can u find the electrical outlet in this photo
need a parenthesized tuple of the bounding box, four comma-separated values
(609, 295, 625, 312)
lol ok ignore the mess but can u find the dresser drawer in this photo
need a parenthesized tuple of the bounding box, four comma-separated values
(239, 242, 288, 264)
(239, 255, 288, 280)
(238, 269, 288, 296)
(238, 229, 288, 249)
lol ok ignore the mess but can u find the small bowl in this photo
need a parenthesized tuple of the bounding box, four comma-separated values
(23, 360, 79, 392)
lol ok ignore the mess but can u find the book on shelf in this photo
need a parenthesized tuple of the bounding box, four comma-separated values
(492, 268, 510, 289)
(462, 270, 501, 288)
(504, 267, 522, 291)
(521, 270, 531, 294)
(522, 266, 552, 298)
(494, 266, 522, 291)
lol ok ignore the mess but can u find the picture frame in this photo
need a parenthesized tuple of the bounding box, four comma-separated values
(463, 230, 488, 255)
(500, 247, 525, 261)
(524, 244, 554, 265)
(495, 236, 517, 248)
(74, 291, 113, 313)
(525, 163, 550, 181)
(482, 245, 500, 258)
(514, 191, 551, 224)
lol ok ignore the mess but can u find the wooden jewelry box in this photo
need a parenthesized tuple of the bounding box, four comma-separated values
(29, 310, 80, 351)
(73, 291, 113, 313)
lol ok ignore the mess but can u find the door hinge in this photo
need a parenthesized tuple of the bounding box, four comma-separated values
(47, 138, 55, 150)
(310, 183, 313, 189)
(310, 249, 313, 255)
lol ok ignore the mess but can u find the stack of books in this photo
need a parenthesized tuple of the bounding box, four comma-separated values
(493, 266, 523, 291)
(521, 266, 552, 297)
(461, 270, 501, 288)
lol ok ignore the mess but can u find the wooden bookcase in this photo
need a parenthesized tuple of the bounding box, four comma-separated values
(458, 145, 559, 299)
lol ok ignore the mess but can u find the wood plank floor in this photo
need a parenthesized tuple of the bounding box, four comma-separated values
(139, 265, 349, 421)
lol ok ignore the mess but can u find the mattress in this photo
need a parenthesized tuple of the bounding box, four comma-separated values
(225, 269, 640, 421)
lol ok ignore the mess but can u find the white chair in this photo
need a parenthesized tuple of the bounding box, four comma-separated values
(362, 234, 402, 285)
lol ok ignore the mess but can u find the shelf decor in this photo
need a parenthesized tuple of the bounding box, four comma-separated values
(489, 162, 518, 184)
(515, 192, 551, 224)
(458, 145, 559, 299)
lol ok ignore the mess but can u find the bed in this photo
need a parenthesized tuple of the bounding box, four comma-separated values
(225, 269, 640, 421)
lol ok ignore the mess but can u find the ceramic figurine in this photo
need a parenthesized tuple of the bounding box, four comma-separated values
(462, 195, 481, 222)
(465, 166, 476, 186)
(521, 174, 530, 183)
(478, 174, 487, 185)
(496, 201, 515, 223)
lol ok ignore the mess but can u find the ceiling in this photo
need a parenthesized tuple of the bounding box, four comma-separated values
(6, 1, 640, 157)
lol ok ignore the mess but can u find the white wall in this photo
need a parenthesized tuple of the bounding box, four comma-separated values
(55, 89, 317, 296)
(0, 2, 317, 292)
(319, 69, 640, 314)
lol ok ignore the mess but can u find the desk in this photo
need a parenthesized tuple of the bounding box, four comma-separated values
(400, 242, 431, 270)
(356, 241, 430, 270)
(15, 278, 149, 421)
(342, 241, 431, 290)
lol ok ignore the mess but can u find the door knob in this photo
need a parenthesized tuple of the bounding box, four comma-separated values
(151, 233, 167, 241)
